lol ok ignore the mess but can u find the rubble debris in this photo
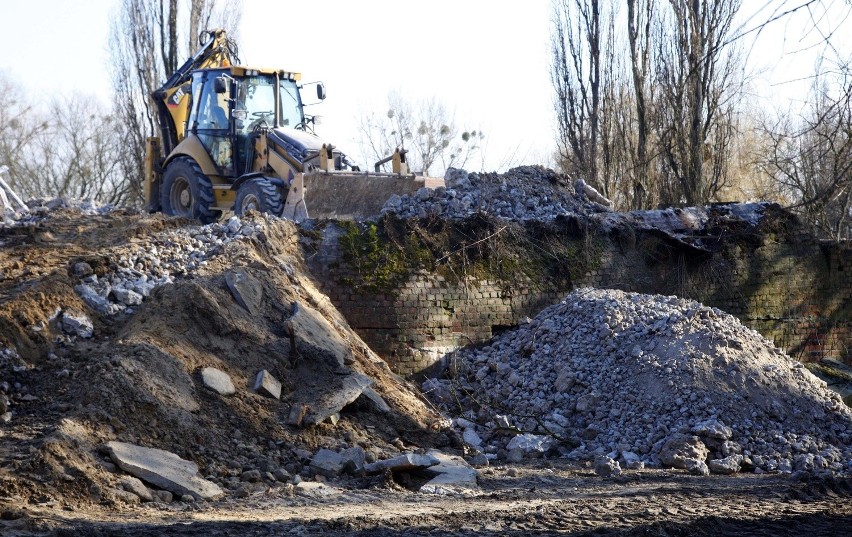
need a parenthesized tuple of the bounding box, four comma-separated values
(288, 302, 355, 367)
(382, 166, 609, 221)
(105, 441, 223, 500)
(119, 476, 154, 502)
(200, 367, 236, 396)
(430, 288, 852, 474)
(253, 370, 282, 400)
(594, 455, 622, 477)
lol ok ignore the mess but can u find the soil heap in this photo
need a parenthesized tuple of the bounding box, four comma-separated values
(0, 205, 447, 509)
(428, 288, 852, 475)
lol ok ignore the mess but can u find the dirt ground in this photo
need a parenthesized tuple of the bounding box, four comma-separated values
(1, 209, 850, 536)
(2, 462, 851, 536)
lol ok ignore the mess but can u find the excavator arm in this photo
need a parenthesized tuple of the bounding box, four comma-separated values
(152, 29, 239, 155)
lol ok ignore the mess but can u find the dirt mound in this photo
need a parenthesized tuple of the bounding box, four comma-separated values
(0, 208, 447, 510)
(428, 288, 852, 474)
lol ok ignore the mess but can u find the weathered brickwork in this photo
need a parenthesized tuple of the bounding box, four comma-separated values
(305, 220, 850, 376)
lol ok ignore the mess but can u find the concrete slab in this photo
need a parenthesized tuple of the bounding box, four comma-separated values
(105, 441, 223, 500)
(420, 450, 479, 494)
(225, 268, 263, 315)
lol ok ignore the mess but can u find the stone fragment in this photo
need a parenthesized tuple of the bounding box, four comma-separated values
(70, 261, 94, 278)
(687, 459, 710, 476)
(301, 371, 372, 425)
(110, 488, 141, 505)
(288, 302, 354, 367)
(506, 433, 553, 453)
(105, 441, 223, 500)
(201, 367, 236, 396)
(363, 453, 440, 475)
(60, 310, 93, 338)
(253, 370, 282, 400)
(340, 446, 366, 474)
(594, 455, 622, 477)
(468, 453, 490, 468)
(659, 434, 709, 470)
(287, 403, 307, 426)
(152, 490, 173, 503)
(113, 288, 143, 306)
(119, 475, 153, 502)
(463, 428, 483, 449)
(240, 469, 262, 482)
(691, 419, 733, 440)
(225, 268, 263, 315)
(709, 455, 742, 474)
(420, 450, 478, 493)
(310, 449, 344, 477)
(359, 386, 391, 413)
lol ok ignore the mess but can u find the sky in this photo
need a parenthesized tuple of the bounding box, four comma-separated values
(1, 1, 850, 173)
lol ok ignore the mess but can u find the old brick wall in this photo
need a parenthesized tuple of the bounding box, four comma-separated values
(304, 219, 850, 376)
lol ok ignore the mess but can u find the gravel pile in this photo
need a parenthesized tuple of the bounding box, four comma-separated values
(427, 288, 852, 475)
(74, 215, 266, 315)
(382, 166, 610, 220)
(1, 197, 114, 227)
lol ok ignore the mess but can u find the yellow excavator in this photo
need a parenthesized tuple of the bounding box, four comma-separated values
(144, 29, 440, 223)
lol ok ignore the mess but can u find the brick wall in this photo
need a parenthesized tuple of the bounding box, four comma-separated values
(304, 218, 850, 376)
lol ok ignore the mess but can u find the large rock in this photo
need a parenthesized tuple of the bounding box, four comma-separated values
(364, 453, 440, 475)
(119, 475, 153, 502)
(691, 419, 734, 440)
(659, 434, 709, 470)
(594, 455, 622, 477)
(105, 441, 223, 500)
(506, 433, 554, 453)
(201, 367, 235, 396)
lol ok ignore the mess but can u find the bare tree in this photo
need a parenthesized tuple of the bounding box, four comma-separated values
(108, 0, 242, 207)
(551, 0, 605, 191)
(656, 0, 743, 206)
(626, 0, 656, 209)
(0, 73, 44, 194)
(357, 92, 483, 176)
(764, 60, 852, 239)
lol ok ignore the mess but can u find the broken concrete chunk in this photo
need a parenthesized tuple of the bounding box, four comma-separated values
(310, 449, 344, 477)
(594, 455, 622, 477)
(659, 434, 709, 470)
(60, 309, 93, 338)
(288, 302, 355, 367)
(506, 433, 554, 453)
(302, 371, 372, 425)
(113, 288, 143, 306)
(225, 268, 263, 315)
(420, 450, 478, 494)
(201, 367, 235, 396)
(105, 441, 223, 500)
(709, 454, 743, 474)
(119, 475, 153, 502)
(691, 418, 734, 440)
(253, 370, 282, 400)
(287, 403, 307, 426)
(359, 386, 391, 413)
(363, 453, 440, 475)
(340, 446, 367, 474)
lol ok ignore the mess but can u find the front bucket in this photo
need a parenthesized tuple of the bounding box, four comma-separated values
(283, 171, 444, 221)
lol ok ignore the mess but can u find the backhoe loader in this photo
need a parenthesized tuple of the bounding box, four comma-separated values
(144, 29, 439, 223)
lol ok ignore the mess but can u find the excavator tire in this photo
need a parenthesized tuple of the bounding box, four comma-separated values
(160, 157, 221, 224)
(234, 178, 284, 217)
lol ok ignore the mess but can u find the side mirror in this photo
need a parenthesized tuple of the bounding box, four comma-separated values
(214, 76, 228, 94)
(316, 82, 326, 101)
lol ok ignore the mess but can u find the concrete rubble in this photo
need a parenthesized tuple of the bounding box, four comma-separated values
(105, 441, 223, 500)
(200, 367, 236, 396)
(426, 287, 852, 475)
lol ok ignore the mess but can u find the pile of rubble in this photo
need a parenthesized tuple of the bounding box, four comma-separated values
(382, 166, 611, 220)
(426, 288, 852, 476)
(73, 215, 266, 315)
(1, 197, 114, 227)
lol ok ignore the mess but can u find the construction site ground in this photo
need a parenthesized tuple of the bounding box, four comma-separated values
(1, 207, 851, 536)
